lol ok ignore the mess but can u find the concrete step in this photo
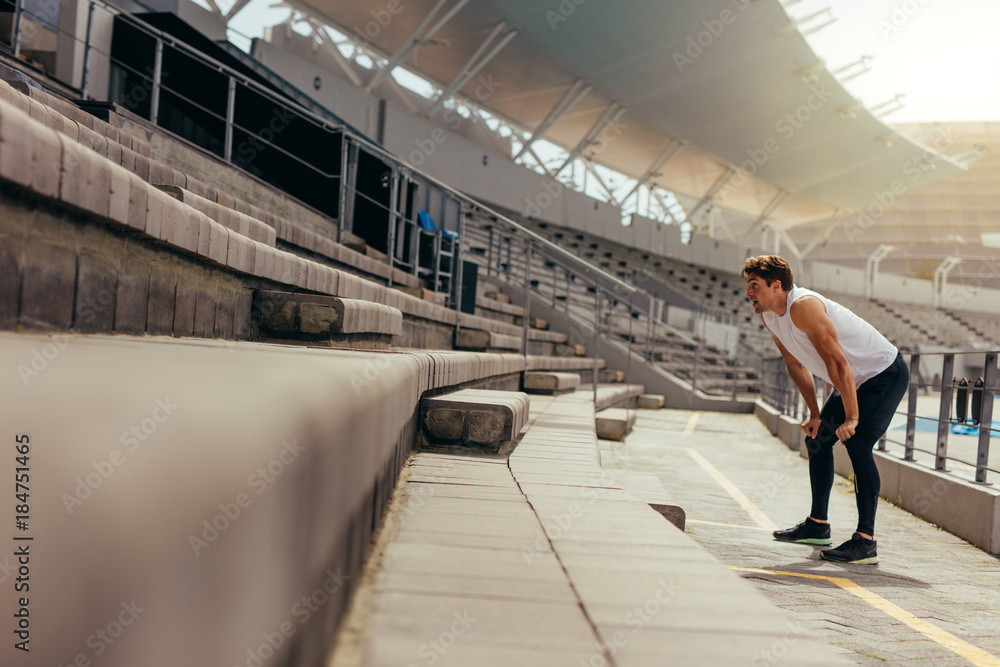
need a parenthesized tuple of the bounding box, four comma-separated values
(523, 371, 580, 395)
(454, 329, 522, 353)
(598, 369, 625, 383)
(394, 284, 446, 305)
(554, 342, 587, 357)
(513, 315, 548, 329)
(252, 290, 402, 348)
(594, 383, 646, 411)
(420, 389, 529, 454)
(635, 393, 666, 409)
(595, 407, 637, 441)
(613, 469, 686, 530)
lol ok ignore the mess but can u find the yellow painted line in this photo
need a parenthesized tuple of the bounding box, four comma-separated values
(683, 413, 700, 434)
(686, 449, 778, 531)
(687, 519, 770, 531)
(731, 567, 1000, 667)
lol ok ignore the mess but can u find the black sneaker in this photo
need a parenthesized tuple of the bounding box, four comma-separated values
(821, 533, 879, 564)
(773, 518, 832, 545)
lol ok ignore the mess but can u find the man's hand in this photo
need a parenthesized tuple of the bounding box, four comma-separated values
(801, 414, 821, 439)
(836, 418, 858, 442)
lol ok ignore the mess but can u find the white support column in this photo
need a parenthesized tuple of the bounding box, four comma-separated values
(865, 244, 894, 299)
(426, 23, 518, 117)
(933, 257, 961, 307)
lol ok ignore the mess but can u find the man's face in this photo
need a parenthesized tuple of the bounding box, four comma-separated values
(744, 273, 781, 314)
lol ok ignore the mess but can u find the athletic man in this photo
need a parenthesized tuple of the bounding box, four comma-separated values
(742, 255, 909, 564)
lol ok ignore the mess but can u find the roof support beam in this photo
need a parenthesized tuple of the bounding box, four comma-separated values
(365, 0, 471, 93)
(426, 23, 518, 117)
(620, 140, 685, 206)
(583, 161, 618, 207)
(512, 79, 592, 160)
(800, 211, 846, 258)
(224, 0, 253, 23)
(685, 169, 735, 225)
(469, 108, 513, 157)
(650, 190, 679, 224)
(311, 24, 364, 88)
(775, 225, 802, 259)
(739, 189, 789, 242)
(554, 102, 626, 177)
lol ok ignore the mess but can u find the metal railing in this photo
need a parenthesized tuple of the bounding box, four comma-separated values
(1, 0, 777, 401)
(765, 349, 997, 485)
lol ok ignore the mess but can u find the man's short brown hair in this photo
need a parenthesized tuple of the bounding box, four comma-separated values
(742, 255, 793, 292)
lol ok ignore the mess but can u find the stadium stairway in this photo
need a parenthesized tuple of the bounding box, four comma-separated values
(327, 388, 846, 667)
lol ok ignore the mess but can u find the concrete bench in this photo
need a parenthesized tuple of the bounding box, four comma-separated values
(594, 383, 646, 411)
(554, 342, 586, 356)
(599, 369, 625, 383)
(596, 407, 637, 440)
(156, 185, 276, 247)
(454, 329, 522, 352)
(523, 371, 580, 395)
(636, 393, 666, 409)
(253, 290, 402, 348)
(420, 389, 529, 453)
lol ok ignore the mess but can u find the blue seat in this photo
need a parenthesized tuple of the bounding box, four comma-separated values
(417, 210, 459, 243)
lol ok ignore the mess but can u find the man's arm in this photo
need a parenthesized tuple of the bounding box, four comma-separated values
(766, 324, 823, 438)
(789, 297, 859, 442)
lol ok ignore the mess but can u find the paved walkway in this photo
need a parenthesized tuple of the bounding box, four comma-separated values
(331, 394, 846, 667)
(600, 409, 1000, 666)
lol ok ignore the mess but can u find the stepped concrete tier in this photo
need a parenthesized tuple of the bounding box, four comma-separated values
(523, 371, 580, 395)
(514, 315, 548, 329)
(593, 383, 646, 411)
(554, 342, 587, 357)
(253, 290, 403, 349)
(484, 290, 511, 303)
(420, 389, 530, 453)
(331, 391, 845, 667)
(474, 295, 524, 324)
(598, 369, 625, 383)
(393, 285, 445, 304)
(0, 332, 530, 667)
(636, 393, 666, 409)
(454, 329, 523, 353)
(611, 470, 686, 530)
(595, 407, 637, 441)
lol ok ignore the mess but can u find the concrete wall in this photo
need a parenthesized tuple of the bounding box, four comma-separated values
(755, 402, 1000, 554)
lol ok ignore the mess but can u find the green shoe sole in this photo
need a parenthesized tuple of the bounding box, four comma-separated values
(773, 536, 832, 545)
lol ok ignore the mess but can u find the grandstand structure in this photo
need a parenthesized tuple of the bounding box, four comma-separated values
(0, 0, 998, 665)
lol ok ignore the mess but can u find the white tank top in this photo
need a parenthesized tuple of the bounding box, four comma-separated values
(762, 286, 897, 388)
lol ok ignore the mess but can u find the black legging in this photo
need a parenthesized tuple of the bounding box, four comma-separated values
(806, 353, 909, 536)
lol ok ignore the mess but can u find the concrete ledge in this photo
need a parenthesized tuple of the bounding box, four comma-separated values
(475, 295, 524, 318)
(598, 369, 625, 383)
(596, 407, 637, 441)
(157, 184, 276, 247)
(454, 329, 522, 352)
(594, 383, 646, 411)
(523, 371, 580, 395)
(253, 290, 403, 344)
(636, 393, 666, 409)
(554, 342, 586, 356)
(421, 389, 529, 453)
(527, 356, 606, 372)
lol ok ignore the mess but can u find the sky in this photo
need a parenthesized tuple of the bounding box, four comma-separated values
(215, 0, 1000, 124)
